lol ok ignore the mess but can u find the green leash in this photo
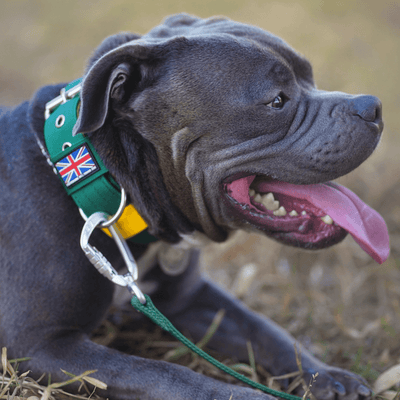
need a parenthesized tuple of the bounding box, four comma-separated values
(76, 196, 307, 399)
(79, 211, 304, 399)
(131, 294, 303, 400)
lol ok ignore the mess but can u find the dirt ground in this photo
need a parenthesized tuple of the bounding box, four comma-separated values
(0, 0, 399, 398)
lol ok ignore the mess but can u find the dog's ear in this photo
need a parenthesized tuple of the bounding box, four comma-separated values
(73, 42, 161, 136)
(73, 63, 131, 135)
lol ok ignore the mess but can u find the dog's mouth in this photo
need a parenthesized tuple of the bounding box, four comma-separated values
(223, 175, 389, 264)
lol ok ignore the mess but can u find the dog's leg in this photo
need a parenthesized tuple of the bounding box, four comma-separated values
(1, 236, 272, 400)
(149, 249, 371, 400)
(24, 332, 275, 400)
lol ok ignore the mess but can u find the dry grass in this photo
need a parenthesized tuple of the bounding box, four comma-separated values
(0, 348, 106, 400)
(200, 230, 400, 398)
(0, 319, 319, 400)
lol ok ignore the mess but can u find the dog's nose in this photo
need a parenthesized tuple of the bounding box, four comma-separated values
(351, 95, 382, 125)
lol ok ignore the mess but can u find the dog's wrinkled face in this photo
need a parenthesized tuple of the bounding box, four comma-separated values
(74, 15, 388, 262)
(153, 36, 383, 250)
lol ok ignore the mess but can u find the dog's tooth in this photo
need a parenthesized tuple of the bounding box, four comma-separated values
(273, 206, 287, 216)
(254, 193, 262, 203)
(301, 211, 307, 216)
(271, 201, 280, 211)
(249, 189, 256, 197)
(265, 193, 275, 202)
(321, 215, 333, 225)
(261, 193, 280, 211)
(289, 210, 298, 217)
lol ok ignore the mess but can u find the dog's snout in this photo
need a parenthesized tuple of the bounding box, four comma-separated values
(351, 95, 382, 125)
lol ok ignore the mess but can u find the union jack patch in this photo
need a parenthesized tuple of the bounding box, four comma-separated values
(55, 145, 99, 187)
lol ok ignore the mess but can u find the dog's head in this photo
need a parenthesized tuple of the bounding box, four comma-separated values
(73, 14, 389, 262)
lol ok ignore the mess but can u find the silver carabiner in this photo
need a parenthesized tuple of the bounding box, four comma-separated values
(80, 212, 146, 304)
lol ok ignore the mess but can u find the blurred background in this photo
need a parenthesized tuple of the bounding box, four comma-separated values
(1, 0, 399, 393)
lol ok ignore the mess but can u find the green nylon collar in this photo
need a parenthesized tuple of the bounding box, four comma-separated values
(43, 79, 157, 244)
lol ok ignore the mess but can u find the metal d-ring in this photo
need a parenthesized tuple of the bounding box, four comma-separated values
(79, 187, 127, 228)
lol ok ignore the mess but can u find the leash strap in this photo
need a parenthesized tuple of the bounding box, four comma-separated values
(79, 210, 303, 399)
(44, 79, 156, 243)
(131, 294, 303, 400)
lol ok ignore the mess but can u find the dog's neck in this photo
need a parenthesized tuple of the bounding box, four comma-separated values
(28, 81, 158, 245)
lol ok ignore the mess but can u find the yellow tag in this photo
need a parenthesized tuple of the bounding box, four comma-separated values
(102, 204, 148, 239)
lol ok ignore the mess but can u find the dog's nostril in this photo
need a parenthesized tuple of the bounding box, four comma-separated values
(374, 102, 382, 121)
(352, 95, 382, 124)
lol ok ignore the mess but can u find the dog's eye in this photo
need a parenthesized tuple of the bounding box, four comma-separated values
(267, 94, 285, 109)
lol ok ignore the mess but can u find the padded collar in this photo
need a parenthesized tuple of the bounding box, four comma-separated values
(40, 80, 157, 244)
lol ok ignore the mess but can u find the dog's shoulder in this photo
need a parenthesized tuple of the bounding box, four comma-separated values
(0, 102, 31, 155)
(26, 83, 65, 137)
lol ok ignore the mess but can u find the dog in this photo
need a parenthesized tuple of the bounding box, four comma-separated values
(0, 13, 389, 400)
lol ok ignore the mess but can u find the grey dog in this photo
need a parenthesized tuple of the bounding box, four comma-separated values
(0, 13, 388, 400)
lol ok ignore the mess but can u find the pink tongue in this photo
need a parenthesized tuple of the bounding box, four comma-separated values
(255, 180, 390, 264)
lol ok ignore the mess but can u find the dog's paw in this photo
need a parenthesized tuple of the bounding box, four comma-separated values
(300, 365, 371, 400)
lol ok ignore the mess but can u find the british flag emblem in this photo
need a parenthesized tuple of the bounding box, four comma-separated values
(55, 145, 98, 187)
